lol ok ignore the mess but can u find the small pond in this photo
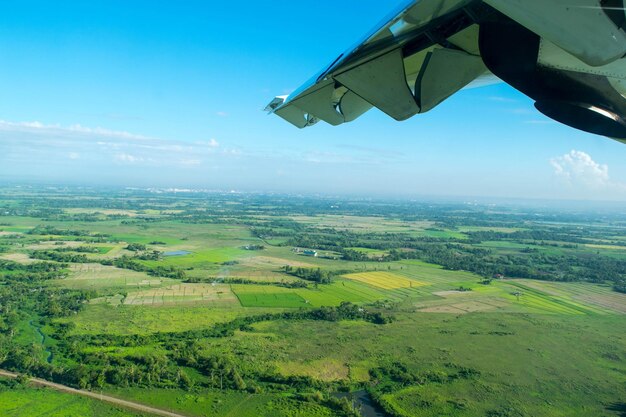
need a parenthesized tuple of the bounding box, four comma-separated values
(163, 250, 192, 257)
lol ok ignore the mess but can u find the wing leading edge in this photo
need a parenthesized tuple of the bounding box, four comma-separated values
(267, 0, 626, 142)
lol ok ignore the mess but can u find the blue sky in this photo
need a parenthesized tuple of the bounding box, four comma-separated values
(0, 0, 625, 201)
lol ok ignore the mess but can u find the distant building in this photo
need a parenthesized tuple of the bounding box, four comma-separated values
(303, 249, 318, 257)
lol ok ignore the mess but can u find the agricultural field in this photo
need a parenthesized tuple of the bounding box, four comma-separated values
(233, 284, 310, 308)
(0, 187, 625, 417)
(342, 271, 425, 289)
(123, 283, 239, 306)
(0, 379, 146, 417)
(64, 263, 170, 290)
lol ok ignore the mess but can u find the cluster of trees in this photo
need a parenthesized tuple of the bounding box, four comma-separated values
(465, 228, 626, 247)
(0, 260, 92, 382)
(384, 243, 626, 285)
(125, 244, 163, 260)
(340, 249, 371, 262)
(100, 256, 185, 279)
(58, 302, 393, 353)
(0, 260, 67, 282)
(134, 250, 162, 261)
(126, 243, 147, 251)
(614, 281, 626, 294)
(368, 362, 480, 417)
(51, 246, 101, 253)
(242, 244, 265, 251)
(27, 225, 108, 238)
(0, 299, 392, 397)
(27, 246, 180, 280)
(30, 250, 89, 263)
(282, 266, 334, 284)
(281, 225, 626, 290)
(185, 276, 308, 288)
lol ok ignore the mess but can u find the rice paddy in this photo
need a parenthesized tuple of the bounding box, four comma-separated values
(231, 284, 309, 308)
(123, 283, 239, 305)
(63, 263, 172, 290)
(342, 271, 426, 289)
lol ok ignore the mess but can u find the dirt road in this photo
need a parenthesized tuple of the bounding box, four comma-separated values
(0, 370, 190, 417)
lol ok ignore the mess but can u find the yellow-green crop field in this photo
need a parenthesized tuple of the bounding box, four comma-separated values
(342, 271, 426, 289)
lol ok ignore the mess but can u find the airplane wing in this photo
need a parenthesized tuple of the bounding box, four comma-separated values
(266, 0, 626, 142)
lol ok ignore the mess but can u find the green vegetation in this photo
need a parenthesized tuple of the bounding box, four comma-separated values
(0, 378, 146, 417)
(0, 187, 625, 417)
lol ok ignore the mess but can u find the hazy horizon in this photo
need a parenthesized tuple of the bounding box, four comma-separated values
(3, 181, 626, 213)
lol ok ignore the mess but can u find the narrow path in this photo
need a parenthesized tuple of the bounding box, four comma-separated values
(0, 370, 191, 417)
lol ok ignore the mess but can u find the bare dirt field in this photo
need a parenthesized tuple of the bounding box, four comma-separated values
(241, 256, 316, 269)
(0, 253, 36, 264)
(65, 263, 164, 289)
(26, 240, 85, 250)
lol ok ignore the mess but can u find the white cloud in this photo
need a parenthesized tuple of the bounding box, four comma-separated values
(550, 150, 619, 190)
(221, 148, 241, 156)
(0, 120, 147, 140)
(67, 124, 148, 139)
(179, 159, 202, 166)
(0, 119, 237, 169)
(216, 111, 228, 117)
(115, 153, 143, 164)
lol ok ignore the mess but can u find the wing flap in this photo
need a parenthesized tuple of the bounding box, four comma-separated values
(335, 49, 420, 121)
(274, 104, 317, 129)
(339, 91, 373, 122)
(289, 83, 345, 126)
(417, 48, 487, 112)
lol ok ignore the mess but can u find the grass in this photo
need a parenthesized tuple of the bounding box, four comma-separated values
(60, 263, 174, 290)
(241, 313, 626, 417)
(232, 284, 309, 308)
(345, 247, 388, 257)
(237, 292, 309, 308)
(513, 279, 626, 313)
(296, 280, 387, 306)
(505, 281, 608, 315)
(110, 387, 336, 417)
(0, 382, 146, 417)
(142, 247, 249, 267)
(232, 280, 394, 308)
(59, 303, 253, 335)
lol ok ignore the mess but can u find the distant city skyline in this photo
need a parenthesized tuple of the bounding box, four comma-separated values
(1, 1, 625, 201)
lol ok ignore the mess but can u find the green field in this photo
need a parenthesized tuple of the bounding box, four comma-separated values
(0, 381, 146, 417)
(109, 387, 336, 417)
